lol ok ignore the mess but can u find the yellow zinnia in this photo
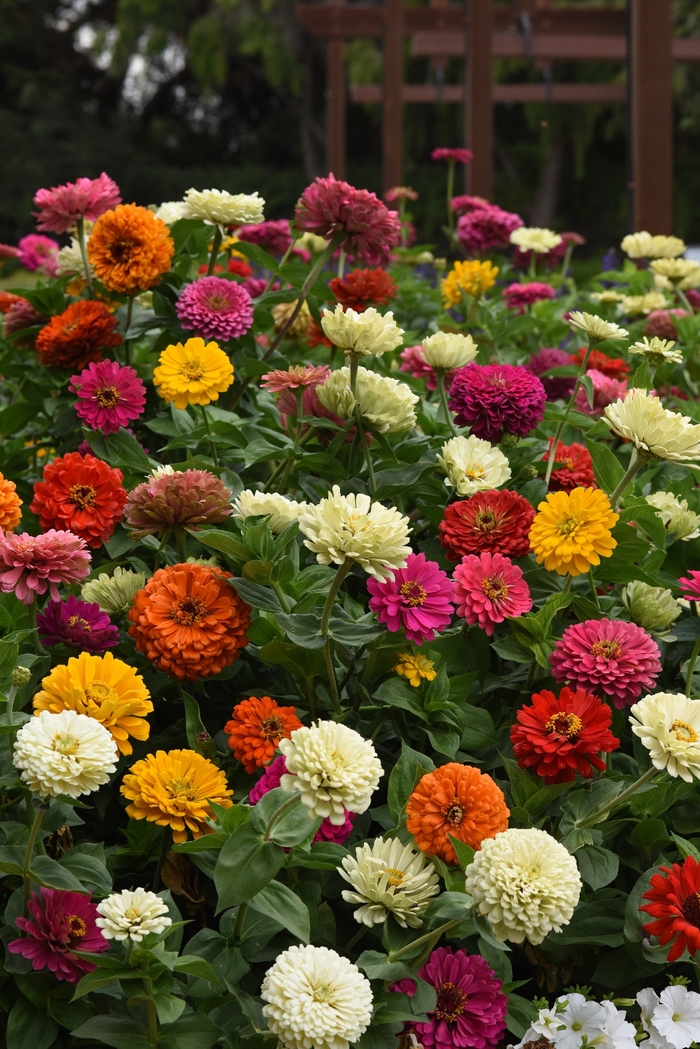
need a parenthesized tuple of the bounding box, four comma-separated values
(33, 651, 153, 756)
(442, 260, 498, 308)
(153, 337, 234, 409)
(394, 652, 437, 687)
(529, 487, 618, 577)
(121, 749, 233, 843)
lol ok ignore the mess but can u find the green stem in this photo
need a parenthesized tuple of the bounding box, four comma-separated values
(580, 766, 658, 828)
(437, 371, 457, 436)
(265, 240, 296, 294)
(356, 411, 377, 499)
(609, 449, 645, 507)
(320, 561, 353, 716)
(154, 527, 172, 572)
(200, 404, 219, 467)
(337, 248, 346, 279)
(145, 980, 159, 1048)
(560, 242, 574, 279)
(529, 251, 537, 279)
(446, 161, 455, 236)
(76, 217, 93, 294)
(22, 804, 45, 917)
(233, 902, 247, 940)
(123, 296, 133, 366)
(262, 427, 318, 493)
(388, 918, 464, 963)
(562, 574, 573, 594)
(686, 634, 700, 696)
(588, 569, 601, 612)
(346, 925, 367, 952)
(175, 529, 187, 563)
(271, 580, 291, 613)
(153, 827, 171, 892)
(677, 287, 694, 314)
(25, 600, 41, 654)
(207, 225, 223, 276)
(544, 339, 593, 488)
(264, 794, 301, 841)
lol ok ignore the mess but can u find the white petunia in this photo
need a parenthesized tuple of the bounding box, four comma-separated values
(652, 985, 700, 1049)
(554, 993, 607, 1049)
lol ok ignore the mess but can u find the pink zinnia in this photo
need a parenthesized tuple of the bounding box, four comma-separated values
(249, 755, 356, 844)
(452, 551, 532, 636)
(679, 571, 700, 601)
(431, 147, 473, 165)
(242, 277, 270, 298)
(644, 308, 688, 341)
(550, 618, 662, 709)
(176, 276, 254, 343)
(17, 234, 59, 276)
(125, 468, 233, 539)
(456, 205, 523, 254)
(448, 363, 546, 442)
(294, 174, 401, 267)
(574, 368, 628, 417)
(525, 348, 576, 401)
(69, 360, 146, 435)
(451, 194, 490, 215)
(503, 281, 556, 313)
(3, 299, 45, 340)
(8, 888, 109, 983)
(237, 219, 293, 257)
(392, 948, 508, 1049)
(0, 529, 91, 605)
(33, 173, 121, 234)
(261, 364, 331, 393)
(367, 551, 454, 644)
(0, 243, 20, 259)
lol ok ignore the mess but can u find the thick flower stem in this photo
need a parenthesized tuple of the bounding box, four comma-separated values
(232, 902, 247, 940)
(436, 371, 458, 436)
(76, 217, 93, 295)
(175, 528, 187, 563)
(387, 917, 464, 964)
(274, 389, 305, 496)
(588, 569, 602, 612)
(320, 561, 353, 715)
(145, 977, 159, 1047)
(22, 804, 45, 918)
(580, 766, 657, 828)
(685, 633, 700, 696)
(199, 404, 220, 467)
(207, 225, 223, 277)
(544, 339, 593, 488)
(25, 600, 41, 655)
(271, 580, 291, 614)
(608, 451, 645, 507)
(677, 287, 694, 314)
(264, 794, 301, 841)
(153, 827, 171, 892)
(347, 356, 377, 497)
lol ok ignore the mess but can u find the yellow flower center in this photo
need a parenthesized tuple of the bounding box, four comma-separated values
(313, 984, 335, 1004)
(443, 799, 465, 826)
(66, 914, 86, 944)
(399, 580, 427, 606)
(545, 712, 583, 739)
(261, 715, 285, 740)
(465, 466, 485, 480)
(590, 640, 622, 660)
(124, 906, 142, 922)
(85, 682, 119, 705)
(182, 358, 204, 382)
(481, 574, 508, 600)
(95, 386, 120, 408)
(435, 981, 467, 1022)
(68, 616, 91, 631)
(474, 508, 497, 532)
(70, 484, 97, 509)
(385, 867, 406, 887)
(670, 720, 698, 743)
(556, 514, 580, 535)
(54, 732, 79, 755)
(168, 778, 198, 801)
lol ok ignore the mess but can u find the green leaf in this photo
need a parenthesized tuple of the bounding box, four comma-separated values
(72, 1016, 151, 1049)
(7, 998, 58, 1049)
(327, 612, 384, 645)
(355, 951, 414, 982)
(671, 832, 700, 861)
(180, 691, 216, 759)
(274, 612, 326, 649)
(501, 756, 540, 808)
(230, 577, 283, 612)
(195, 529, 253, 564)
(30, 855, 87, 892)
(213, 823, 285, 911)
(387, 743, 436, 825)
(0, 403, 37, 437)
(506, 993, 538, 1039)
(0, 638, 19, 679)
(249, 787, 321, 846)
(59, 847, 113, 894)
(248, 879, 311, 942)
(86, 428, 153, 475)
(173, 955, 221, 984)
(631, 359, 654, 390)
(448, 836, 475, 871)
(576, 845, 620, 890)
(153, 994, 186, 1026)
(460, 706, 497, 750)
(584, 438, 626, 495)
(157, 1013, 221, 1049)
(72, 965, 144, 999)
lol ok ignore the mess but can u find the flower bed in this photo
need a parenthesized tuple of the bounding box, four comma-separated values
(0, 170, 700, 1049)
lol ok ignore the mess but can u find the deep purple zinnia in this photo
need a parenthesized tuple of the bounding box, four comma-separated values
(448, 363, 546, 442)
(37, 594, 119, 653)
(249, 755, 356, 844)
(176, 276, 254, 342)
(8, 888, 109, 984)
(237, 219, 293, 257)
(69, 360, 146, 435)
(367, 552, 454, 644)
(525, 348, 576, 401)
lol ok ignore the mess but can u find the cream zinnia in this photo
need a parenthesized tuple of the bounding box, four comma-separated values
(232, 490, 307, 534)
(437, 435, 511, 496)
(510, 227, 562, 253)
(317, 366, 419, 433)
(320, 304, 404, 358)
(339, 836, 440, 927)
(421, 331, 477, 371)
(13, 710, 118, 799)
(96, 888, 172, 942)
(646, 491, 700, 542)
(568, 311, 629, 342)
(629, 692, 700, 782)
(81, 566, 147, 615)
(182, 188, 265, 226)
(603, 388, 700, 464)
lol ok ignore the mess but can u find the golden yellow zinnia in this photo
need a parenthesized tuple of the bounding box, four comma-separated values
(394, 652, 437, 688)
(153, 337, 234, 410)
(33, 651, 153, 756)
(529, 487, 618, 577)
(442, 260, 499, 308)
(121, 749, 233, 843)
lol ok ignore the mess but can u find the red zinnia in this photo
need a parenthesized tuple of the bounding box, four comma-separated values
(543, 439, 597, 493)
(439, 491, 535, 561)
(570, 347, 630, 381)
(30, 452, 127, 549)
(641, 856, 700, 962)
(329, 268, 398, 310)
(36, 300, 123, 371)
(511, 687, 619, 784)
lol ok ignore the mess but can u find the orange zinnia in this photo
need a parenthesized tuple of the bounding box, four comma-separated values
(406, 763, 509, 865)
(36, 300, 122, 370)
(0, 472, 22, 532)
(87, 203, 174, 294)
(225, 696, 302, 773)
(30, 452, 127, 549)
(128, 562, 251, 681)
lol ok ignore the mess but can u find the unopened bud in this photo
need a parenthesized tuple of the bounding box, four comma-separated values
(519, 464, 539, 481)
(11, 666, 31, 688)
(500, 432, 520, 449)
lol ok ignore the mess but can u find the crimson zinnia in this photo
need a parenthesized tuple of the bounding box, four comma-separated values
(543, 439, 597, 493)
(329, 268, 398, 310)
(30, 452, 127, 549)
(641, 856, 700, 962)
(439, 491, 535, 561)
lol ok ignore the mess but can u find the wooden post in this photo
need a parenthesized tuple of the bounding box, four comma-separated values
(630, 0, 673, 232)
(383, 0, 404, 191)
(465, 0, 493, 198)
(327, 38, 346, 177)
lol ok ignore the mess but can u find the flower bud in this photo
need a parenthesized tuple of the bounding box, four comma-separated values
(11, 665, 31, 688)
(622, 580, 682, 633)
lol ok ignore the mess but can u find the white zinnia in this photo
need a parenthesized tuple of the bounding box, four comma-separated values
(590, 290, 623, 304)
(81, 566, 147, 615)
(96, 888, 172, 943)
(510, 227, 563, 253)
(464, 827, 582, 945)
(279, 721, 383, 824)
(621, 232, 686, 260)
(437, 434, 511, 496)
(261, 944, 373, 1049)
(182, 188, 265, 226)
(652, 986, 700, 1049)
(421, 331, 477, 371)
(650, 258, 700, 285)
(317, 367, 418, 434)
(554, 993, 607, 1049)
(629, 692, 700, 782)
(621, 580, 682, 633)
(568, 311, 629, 342)
(646, 491, 700, 542)
(298, 486, 411, 581)
(232, 490, 307, 534)
(55, 238, 90, 278)
(154, 201, 189, 226)
(339, 836, 440, 928)
(320, 304, 405, 358)
(629, 336, 683, 365)
(620, 292, 669, 316)
(13, 710, 118, 799)
(603, 388, 700, 464)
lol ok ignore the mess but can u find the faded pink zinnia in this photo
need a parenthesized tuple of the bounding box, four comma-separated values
(644, 308, 688, 341)
(294, 174, 401, 267)
(261, 364, 331, 393)
(550, 618, 662, 709)
(679, 571, 700, 601)
(125, 468, 233, 539)
(431, 147, 474, 164)
(69, 360, 146, 435)
(0, 529, 91, 605)
(33, 173, 121, 234)
(448, 363, 546, 442)
(452, 551, 532, 636)
(17, 234, 59, 276)
(574, 368, 628, 417)
(237, 219, 293, 257)
(367, 551, 454, 644)
(249, 755, 356, 845)
(503, 281, 555, 313)
(8, 888, 108, 983)
(456, 205, 523, 254)
(176, 276, 254, 343)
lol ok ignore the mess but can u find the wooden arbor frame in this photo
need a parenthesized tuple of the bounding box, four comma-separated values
(297, 0, 700, 234)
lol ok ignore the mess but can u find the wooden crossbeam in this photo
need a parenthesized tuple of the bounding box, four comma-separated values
(351, 83, 628, 104)
(410, 30, 700, 61)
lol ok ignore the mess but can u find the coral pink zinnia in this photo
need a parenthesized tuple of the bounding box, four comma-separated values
(261, 364, 331, 394)
(367, 551, 454, 644)
(69, 360, 146, 435)
(452, 551, 532, 636)
(176, 275, 254, 343)
(550, 617, 662, 709)
(574, 368, 628, 417)
(33, 173, 121, 234)
(439, 491, 536, 561)
(125, 468, 233, 539)
(503, 281, 555, 313)
(525, 348, 576, 401)
(294, 174, 401, 267)
(448, 363, 546, 442)
(8, 888, 108, 983)
(399, 345, 454, 392)
(0, 529, 91, 604)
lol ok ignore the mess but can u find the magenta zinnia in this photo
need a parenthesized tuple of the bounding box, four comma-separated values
(367, 551, 454, 644)
(17, 234, 59, 276)
(679, 571, 700, 601)
(8, 888, 109, 983)
(237, 219, 293, 256)
(452, 551, 532, 636)
(550, 617, 662, 709)
(176, 276, 254, 343)
(125, 468, 233, 539)
(69, 360, 146, 435)
(456, 205, 523, 254)
(448, 363, 546, 442)
(503, 281, 555, 313)
(431, 147, 474, 165)
(294, 174, 401, 267)
(525, 348, 576, 401)
(37, 594, 119, 654)
(0, 529, 91, 604)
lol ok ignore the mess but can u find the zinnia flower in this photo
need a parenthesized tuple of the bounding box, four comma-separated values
(511, 687, 620, 784)
(622, 231, 686, 260)
(550, 618, 662, 709)
(0, 471, 22, 532)
(510, 227, 563, 254)
(406, 763, 509, 865)
(30, 451, 127, 549)
(261, 364, 331, 393)
(8, 888, 109, 983)
(0, 529, 91, 604)
(125, 468, 233, 539)
(367, 552, 454, 643)
(465, 827, 582, 944)
(320, 304, 404, 358)
(87, 203, 174, 293)
(450, 194, 489, 215)
(17, 234, 59, 275)
(121, 748, 233, 843)
(456, 205, 523, 255)
(442, 259, 499, 306)
(317, 366, 418, 433)
(529, 487, 618, 577)
(399, 344, 447, 391)
(298, 486, 411, 581)
(568, 311, 629, 342)
(339, 837, 440, 927)
(604, 388, 700, 464)
(422, 331, 477, 371)
(33, 173, 121, 233)
(432, 147, 473, 163)
(13, 709, 118, 798)
(645, 309, 688, 341)
(261, 944, 373, 1049)
(96, 888, 172, 943)
(448, 363, 546, 442)
(279, 721, 383, 824)
(175, 276, 254, 342)
(182, 187, 265, 226)
(153, 337, 234, 409)
(641, 855, 700, 962)
(128, 562, 251, 680)
(630, 692, 700, 782)
(249, 755, 356, 845)
(543, 440, 597, 493)
(503, 282, 555, 312)
(569, 348, 629, 381)
(651, 258, 700, 285)
(622, 580, 681, 633)
(439, 490, 536, 561)
(81, 565, 146, 615)
(32, 650, 153, 756)
(329, 267, 397, 310)
(294, 174, 401, 267)
(36, 595, 119, 654)
(393, 652, 437, 687)
(69, 360, 146, 434)
(525, 348, 576, 401)
(452, 551, 532, 636)
(438, 435, 512, 496)
(237, 218, 292, 255)
(629, 336, 683, 366)
(3, 298, 44, 342)
(232, 490, 307, 534)
(680, 570, 700, 602)
(154, 200, 188, 226)
(620, 291, 669, 316)
(647, 492, 700, 542)
(0, 290, 23, 313)
(225, 695, 302, 773)
(36, 300, 123, 371)
(574, 368, 628, 417)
